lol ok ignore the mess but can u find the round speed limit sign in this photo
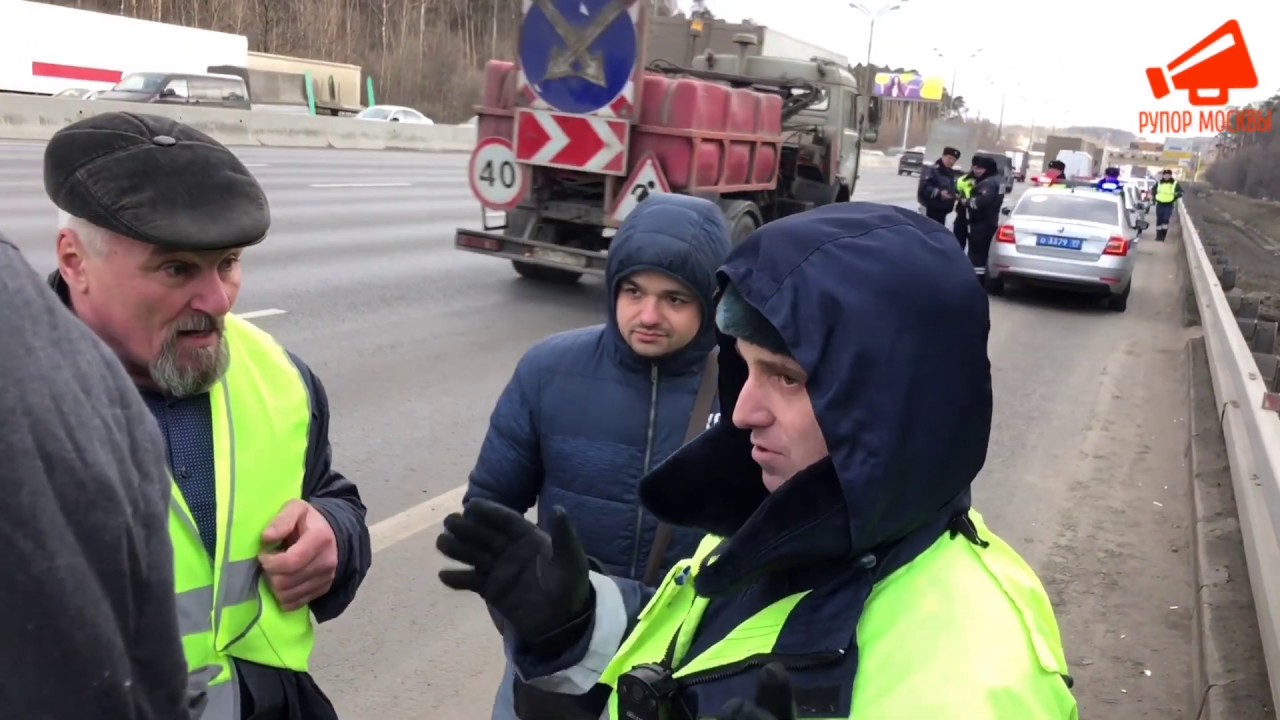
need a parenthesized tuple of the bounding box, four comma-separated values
(468, 137, 529, 211)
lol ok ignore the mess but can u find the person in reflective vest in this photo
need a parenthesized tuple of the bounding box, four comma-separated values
(43, 111, 373, 720)
(953, 170, 977, 249)
(1095, 166, 1122, 193)
(1152, 169, 1183, 242)
(436, 202, 1079, 719)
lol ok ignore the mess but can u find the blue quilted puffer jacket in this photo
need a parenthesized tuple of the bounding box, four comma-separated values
(463, 195, 730, 581)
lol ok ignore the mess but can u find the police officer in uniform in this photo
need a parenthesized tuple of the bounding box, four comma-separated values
(962, 155, 1004, 286)
(1096, 166, 1123, 193)
(917, 146, 961, 230)
(1041, 160, 1069, 187)
(1152, 168, 1182, 242)
(44, 111, 372, 720)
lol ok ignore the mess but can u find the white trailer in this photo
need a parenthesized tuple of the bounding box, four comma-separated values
(759, 28, 849, 66)
(0, 0, 248, 96)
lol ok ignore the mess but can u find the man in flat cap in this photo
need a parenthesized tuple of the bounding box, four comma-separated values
(44, 111, 372, 720)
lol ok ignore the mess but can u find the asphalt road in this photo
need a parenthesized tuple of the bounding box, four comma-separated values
(0, 142, 1195, 719)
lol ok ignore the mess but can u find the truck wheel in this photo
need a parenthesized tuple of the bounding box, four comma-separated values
(506, 212, 584, 285)
(512, 260, 583, 285)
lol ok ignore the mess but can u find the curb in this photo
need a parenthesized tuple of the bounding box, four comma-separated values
(1185, 336, 1274, 719)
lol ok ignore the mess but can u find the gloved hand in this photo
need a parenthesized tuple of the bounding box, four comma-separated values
(713, 664, 797, 720)
(436, 499, 593, 654)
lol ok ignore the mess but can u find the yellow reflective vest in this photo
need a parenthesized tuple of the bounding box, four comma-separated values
(1155, 181, 1179, 203)
(597, 510, 1078, 719)
(172, 313, 316, 719)
(956, 175, 976, 199)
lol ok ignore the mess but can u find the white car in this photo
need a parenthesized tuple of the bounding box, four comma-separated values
(355, 105, 434, 124)
(987, 187, 1148, 312)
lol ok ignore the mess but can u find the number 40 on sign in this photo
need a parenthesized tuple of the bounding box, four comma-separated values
(468, 137, 530, 212)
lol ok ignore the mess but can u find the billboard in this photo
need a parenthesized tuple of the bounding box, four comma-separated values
(872, 72, 945, 102)
(1161, 137, 1196, 162)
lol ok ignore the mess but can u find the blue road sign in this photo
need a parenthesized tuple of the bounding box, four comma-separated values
(519, 0, 637, 115)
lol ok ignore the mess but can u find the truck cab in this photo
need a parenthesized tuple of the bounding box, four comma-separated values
(689, 51, 881, 207)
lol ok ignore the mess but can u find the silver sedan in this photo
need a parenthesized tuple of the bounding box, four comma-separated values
(986, 187, 1148, 312)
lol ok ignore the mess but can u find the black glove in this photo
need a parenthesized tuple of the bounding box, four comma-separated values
(713, 663, 797, 720)
(437, 499, 593, 654)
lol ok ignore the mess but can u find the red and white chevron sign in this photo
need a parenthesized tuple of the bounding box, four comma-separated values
(515, 109, 629, 176)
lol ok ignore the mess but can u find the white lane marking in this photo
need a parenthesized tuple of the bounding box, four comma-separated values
(310, 182, 412, 188)
(238, 308, 287, 319)
(370, 484, 468, 554)
(243, 163, 271, 168)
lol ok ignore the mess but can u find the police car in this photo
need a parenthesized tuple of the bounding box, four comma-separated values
(986, 185, 1148, 312)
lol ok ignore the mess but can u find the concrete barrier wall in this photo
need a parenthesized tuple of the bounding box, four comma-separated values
(0, 94, 477, 152)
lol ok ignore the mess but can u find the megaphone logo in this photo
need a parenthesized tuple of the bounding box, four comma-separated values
(1146, 19, 1258, 107)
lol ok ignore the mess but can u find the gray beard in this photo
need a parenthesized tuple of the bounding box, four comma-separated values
(149, 315, 231, 398)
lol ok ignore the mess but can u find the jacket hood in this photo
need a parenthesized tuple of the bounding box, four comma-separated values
(604, 194, 732, 374)
(640, 201, 993, 593)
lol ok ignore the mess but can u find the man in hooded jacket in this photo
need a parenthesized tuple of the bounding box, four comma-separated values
(465, 193, 732, 719)
(436, 201, 1079, 719)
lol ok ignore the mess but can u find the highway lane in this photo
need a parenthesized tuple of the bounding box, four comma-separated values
(0, 143, 1193, 719)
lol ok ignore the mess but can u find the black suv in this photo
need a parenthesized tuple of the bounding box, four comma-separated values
(897, 151, 924, 176)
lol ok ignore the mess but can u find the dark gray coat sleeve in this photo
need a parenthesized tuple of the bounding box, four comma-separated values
(0, 238, 190, 720)
(288, 352, 372, 623)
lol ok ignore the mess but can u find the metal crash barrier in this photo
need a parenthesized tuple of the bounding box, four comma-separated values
(1179, 199, 1280, 709)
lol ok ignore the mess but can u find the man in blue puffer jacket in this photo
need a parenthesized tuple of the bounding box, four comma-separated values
(465, 192, 732, 720)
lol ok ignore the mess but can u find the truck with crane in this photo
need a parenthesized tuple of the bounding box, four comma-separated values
(453, 0, 882, 285)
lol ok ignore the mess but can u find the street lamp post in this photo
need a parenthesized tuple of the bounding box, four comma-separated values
(850, 2, 907, 136)
(932, 47, 982, 119)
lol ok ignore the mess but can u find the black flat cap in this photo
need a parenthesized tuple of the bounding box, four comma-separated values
(43, 112, 269, 251)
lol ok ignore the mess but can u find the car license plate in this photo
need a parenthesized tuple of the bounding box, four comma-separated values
(1036, 235, 1083, 251)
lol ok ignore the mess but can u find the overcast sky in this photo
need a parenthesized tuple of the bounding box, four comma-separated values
(675, 0, 1279, 139)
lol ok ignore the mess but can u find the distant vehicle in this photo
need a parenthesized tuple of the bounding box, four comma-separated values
(454, 8, 882, 285)
(93, 72, 249, 110)
(1011, 167, 1026, 182)
(898, 150, 924, 176)
(987, 187, 1147, 312)
(1122, 183, 1148, 223)
(355, 105, 434, 124)
(924, 121, 978, 172)
(0, 0, 248, 96)
(1055, 149, 1094, 179)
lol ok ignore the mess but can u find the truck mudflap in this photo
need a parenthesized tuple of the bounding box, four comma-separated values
(454, 227, 608, 276)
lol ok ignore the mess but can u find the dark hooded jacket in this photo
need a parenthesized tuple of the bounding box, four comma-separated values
(465, 194, 731, 580)
(636, 201, 994, 715)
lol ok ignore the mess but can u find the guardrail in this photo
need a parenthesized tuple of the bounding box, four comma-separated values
(0, 94, 476, 152)
(1180, 199, 1280, 712)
